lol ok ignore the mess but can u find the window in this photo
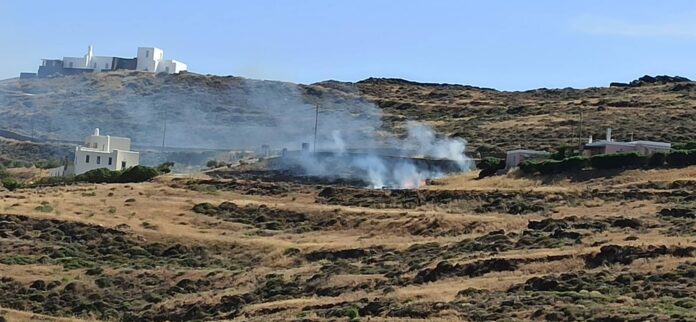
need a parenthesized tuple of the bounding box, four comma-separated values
(85, 155, 90, 163)
(69, 62, 74, 68)
(165, 66, 170, 73)
(96, 156, 101, 164)
(121, 161, 127, 169)
(93, 63, 97, 68)
(108, 157, 112, 165)
(145, 50, 149, 58)
(105, 63, 109, 69)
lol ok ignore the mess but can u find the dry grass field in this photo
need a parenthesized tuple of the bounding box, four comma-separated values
(1, 165, 695, 321)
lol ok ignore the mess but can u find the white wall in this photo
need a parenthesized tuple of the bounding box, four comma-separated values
(74, 149, 119, 175)
(115, 151, 140, 170)
(63, 56, 88, 69)
(91, 56, 114, 70)
(137, 47, 164, 72)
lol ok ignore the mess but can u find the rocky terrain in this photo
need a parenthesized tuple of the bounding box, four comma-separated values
(1, 72, 696, 321)
(0, 165, 695, 321)
(1, 72, 695, 164)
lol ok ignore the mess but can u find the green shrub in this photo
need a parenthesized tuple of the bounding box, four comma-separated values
(75, 165, 160, 184)
(550, 145, 579, 160)
(647, 152, 667, 167)
(76, 168, 121, 183)
(665, 149, 696, 168)
(477, 157, 505, 178)
(119, 165, 159, 183)
(559, 156, 590, 171)
(1, 178, 21, 191)
(206, 160, 220, 168)
(673, 141, 696, 150)
(589, 152, 645, 170)
(519, 160, 541, 174)
(156, 162, 175, 174)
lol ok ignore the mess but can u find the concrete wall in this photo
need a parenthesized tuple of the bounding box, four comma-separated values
(74, 149, 119, 175)
(137, 47, 164, 72)
(112, 57, 137, 70)
(91, 56, 115, 70)
(158, 60, 187, 73)
(84, 135, 130, 151)
(115, 151, 140, 170)
(63, 56, 88, 69)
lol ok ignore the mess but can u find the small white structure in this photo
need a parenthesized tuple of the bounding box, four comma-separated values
(136, 47, 187, 73)
(582, 128, 671, 156)
(73, 128, 140, 175)
(505, 149, 551, 169)
(62, 45, 116, 71)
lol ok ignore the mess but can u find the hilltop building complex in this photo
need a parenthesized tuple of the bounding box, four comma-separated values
(21, 45, 186, 79)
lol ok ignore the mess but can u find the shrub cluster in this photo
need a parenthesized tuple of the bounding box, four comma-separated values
(76, 165, 161, 184)
(520, 155, 590, 174)
(520, 149, 696, 175)
(477, 157, 505, 178)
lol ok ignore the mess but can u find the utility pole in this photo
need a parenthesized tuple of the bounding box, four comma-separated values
(578, 108, 584, 144)
(313, 103, 319, 153)
(161, 107, 167, 154)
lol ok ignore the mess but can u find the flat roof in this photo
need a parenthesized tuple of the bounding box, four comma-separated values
(506, 149, 550, 154)
(584, 140, 671, 148)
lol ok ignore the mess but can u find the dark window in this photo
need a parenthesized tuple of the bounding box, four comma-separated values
(105, 63, 108, 69)
(85, 155, 90, 163)
(145, 50, 149, 58)
(121, 161, 127, 169)
(96, 156, 101, 164)
(108, 157, 112, 165)
(93, 63, 97, 68)
(69, 62, 74, 68)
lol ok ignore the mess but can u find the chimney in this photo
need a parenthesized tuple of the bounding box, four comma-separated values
(588, 135, 593, 144)
(606, 128, 612, 142)
(94, 128, 100, 136)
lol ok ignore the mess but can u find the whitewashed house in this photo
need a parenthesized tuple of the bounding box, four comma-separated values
(136, 47, 187, 73)
(73, 128, 140, 175)
(582, 128, 671, 156)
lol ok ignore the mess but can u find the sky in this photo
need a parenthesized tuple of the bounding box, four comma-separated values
(1, 0, 695, 90)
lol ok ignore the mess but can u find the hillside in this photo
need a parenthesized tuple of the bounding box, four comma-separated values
(1, 165, 695, 321)
(1, 72, 695, 163)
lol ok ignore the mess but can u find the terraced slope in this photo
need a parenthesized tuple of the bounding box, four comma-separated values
(0, 166, 694, 321)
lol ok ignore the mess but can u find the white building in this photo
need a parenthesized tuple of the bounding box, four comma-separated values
(32, 45, 186, 78)
(505, 149, 551, 169)
(62, 45, 116, 71)
(73, 128, 140, 175)
(582, 128, 671, 156)
(136, 47, 187, 73)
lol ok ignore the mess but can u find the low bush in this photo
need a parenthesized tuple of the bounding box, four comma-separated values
(74, 163, 171, 184)
(119, 166, 159, 183)
(589, 152, 645, 170)
(477, 157, 505, 178)
(647, 152, 667, 167)
(666, 149, 696, 168)
(1, 178, 21, 191)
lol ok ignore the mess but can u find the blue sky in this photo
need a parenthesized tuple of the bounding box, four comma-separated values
(1, 0, 695, 90)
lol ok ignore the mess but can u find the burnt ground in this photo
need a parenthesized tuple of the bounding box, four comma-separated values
(0, 167, 695, 321)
